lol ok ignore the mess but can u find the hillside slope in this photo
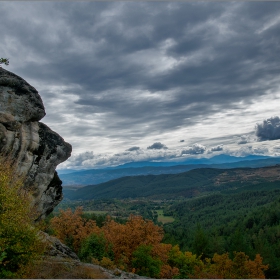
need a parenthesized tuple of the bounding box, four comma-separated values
(60, 156, 280, 187)
(63, 165, 280, 200)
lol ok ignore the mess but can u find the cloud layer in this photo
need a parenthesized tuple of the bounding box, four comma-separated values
(1, 2, 280, 168)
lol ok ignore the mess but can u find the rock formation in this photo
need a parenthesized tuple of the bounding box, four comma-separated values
(0, 67, 72, 220)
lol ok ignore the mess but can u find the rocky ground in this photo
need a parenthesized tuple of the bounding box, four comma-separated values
(24, 232, 150, 279)
(25, 257, 149, 279)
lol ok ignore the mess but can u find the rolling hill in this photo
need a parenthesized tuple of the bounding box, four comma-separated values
(63, 164, 280, 200)
(59, 156, 280, 187)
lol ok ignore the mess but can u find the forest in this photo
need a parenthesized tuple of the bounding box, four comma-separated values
(63, 165, 280, 200)
(44, 207, 269, 279)
(53, 183, 280, 278)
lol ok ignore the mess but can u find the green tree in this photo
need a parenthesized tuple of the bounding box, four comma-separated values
(132, 245, 162, 278)
(192, 224, 209, 258)
(0, 58, 9, 66)
(168, 245, 203, 278)
(79, 233, 114, 263)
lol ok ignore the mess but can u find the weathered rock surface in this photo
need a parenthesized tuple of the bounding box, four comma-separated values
(0, 68, 71, 220)
(41, 231, 79, 260)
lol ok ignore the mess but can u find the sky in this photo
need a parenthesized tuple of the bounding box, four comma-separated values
(1, 1, 280, 170)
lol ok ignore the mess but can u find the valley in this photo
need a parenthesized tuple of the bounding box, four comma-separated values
(55, 161, 280, 278)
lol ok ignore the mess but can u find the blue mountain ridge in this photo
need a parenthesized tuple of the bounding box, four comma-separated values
(58, 154, 269, 175)
(58, 154, 276, 186)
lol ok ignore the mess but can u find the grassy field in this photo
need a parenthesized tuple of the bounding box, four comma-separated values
(156, 210, 175, 224)
(84, 210, 108, 215)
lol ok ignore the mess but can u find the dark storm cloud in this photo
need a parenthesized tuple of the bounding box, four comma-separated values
(147, 142, 168, 150)
(181, 143, 206, 155)
(255, 116, 280, 141)
(1, 2, 280, 147)
(126, 146, 140, 151)
(180, 140, 185, 142)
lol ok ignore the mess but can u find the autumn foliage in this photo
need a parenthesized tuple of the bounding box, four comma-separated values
(50, 207, 100, 252)
(190, 252, 268, 279)
(0, 160, 45, 278)
(50, 207, 269, 279)
(102, 215, 163, 268)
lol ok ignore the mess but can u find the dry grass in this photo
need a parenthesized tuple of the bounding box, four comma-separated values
(21, 258, 110, 279)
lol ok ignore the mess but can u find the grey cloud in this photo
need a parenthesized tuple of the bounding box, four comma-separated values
(126, 146, 140, 151)
(273, 145, 280, 150)
(233, 145, 269, 157)
(181, 143, 206, 155)
(60, 148, 181, 169)
(1, 2, 280, 162)
(67, 151, 95, 166)
(180, 140, 185, 142)
(256, 116, 280, 141)
(210, 145, 223, 152)
(251, 146, 269, 155)
(237, 135, 250, 145)
(2, 2, 280, 136)
(147, 142, 168, 150)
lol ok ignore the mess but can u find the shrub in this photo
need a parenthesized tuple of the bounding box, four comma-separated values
(0, 160, 45, 278)
(0, 58, 9, 66)
(79, 232, 114, 263)
(132, 245, 162, 278)
(100, 257, 116, 270)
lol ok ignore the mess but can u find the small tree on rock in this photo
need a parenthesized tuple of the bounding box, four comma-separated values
(0, 58, 9, 66)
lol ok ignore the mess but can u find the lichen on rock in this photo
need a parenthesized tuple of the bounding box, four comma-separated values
(0, 67, 72, 220)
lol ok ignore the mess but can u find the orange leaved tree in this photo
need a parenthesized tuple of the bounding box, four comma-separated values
(102, 214, 164, 269)
(50, 207, 101, 252)
(191, 251, 268, 279)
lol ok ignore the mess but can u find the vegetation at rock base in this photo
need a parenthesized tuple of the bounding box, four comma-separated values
(0, 160, 45, 278)
(48, 206, 268, 278)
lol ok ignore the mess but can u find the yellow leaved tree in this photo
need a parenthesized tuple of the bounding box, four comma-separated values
(0, 160, 45, 278)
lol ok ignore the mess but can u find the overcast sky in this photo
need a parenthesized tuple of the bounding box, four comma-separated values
(1, 1, 280, 169)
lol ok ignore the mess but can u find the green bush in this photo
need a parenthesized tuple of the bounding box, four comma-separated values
(0, 161, 44, 278)
(0, 58, 9, 66)
(132, 245, 162, 278)
(79, 233, 114, 263)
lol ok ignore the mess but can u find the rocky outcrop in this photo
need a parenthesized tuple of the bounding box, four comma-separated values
(41, 231, 79, 260)
(0, 68, 71, 220)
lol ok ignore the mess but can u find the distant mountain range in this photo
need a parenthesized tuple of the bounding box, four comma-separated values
(59, 155, 280, 187)
(63, 164, 280, 200)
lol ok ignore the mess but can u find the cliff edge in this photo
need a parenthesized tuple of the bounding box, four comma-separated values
(0, 68, 72, 220)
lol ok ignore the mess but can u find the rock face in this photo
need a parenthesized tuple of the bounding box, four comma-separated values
(0, 68, 72, 220)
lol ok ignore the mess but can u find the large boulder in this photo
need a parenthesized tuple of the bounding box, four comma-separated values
(0, 68, 72, 220)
